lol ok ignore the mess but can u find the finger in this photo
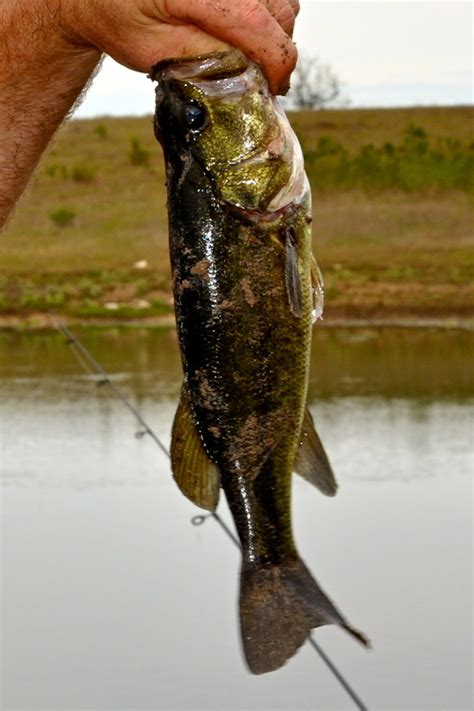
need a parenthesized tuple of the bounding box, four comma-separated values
(289, 0, 300, 17)
(101, 23, 230, 72)
(260, 0, 299, 37)
(164, 0, 297, 94)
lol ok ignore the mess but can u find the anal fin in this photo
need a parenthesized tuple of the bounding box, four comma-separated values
(294, 407, 337, 496)
(170, 385, 220, 511)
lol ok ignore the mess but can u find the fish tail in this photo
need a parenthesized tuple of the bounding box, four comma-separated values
(239, 557, 369, 674)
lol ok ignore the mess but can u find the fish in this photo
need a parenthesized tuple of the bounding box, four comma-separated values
(151, 50, 368, 674)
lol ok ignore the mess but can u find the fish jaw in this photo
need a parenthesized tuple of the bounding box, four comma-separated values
(153, 50, 310, 216)
(215, 95, 309, 215)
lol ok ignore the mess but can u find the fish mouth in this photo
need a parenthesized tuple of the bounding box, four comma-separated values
(261, 103, 309, 214)
(149, 50, 249, 84)
(228, 200, 302, 224)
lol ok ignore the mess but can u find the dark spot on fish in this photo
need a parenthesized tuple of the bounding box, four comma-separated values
(178, 279, 193, 294)
(195, 371, 219, 410)
(226, 409, 293, 476)
(218, 299, 235, 311)
(240, 277, 257, 307)
(190, 259, 210, 281)
(242, 232, 261, 246)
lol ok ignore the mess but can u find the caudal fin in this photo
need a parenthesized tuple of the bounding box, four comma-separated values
(240, 557, 369, 674)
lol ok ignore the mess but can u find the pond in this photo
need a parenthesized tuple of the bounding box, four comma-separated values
(1, 326, 472, 710)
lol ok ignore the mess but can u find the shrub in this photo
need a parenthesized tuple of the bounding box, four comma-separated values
(44, 288, 67, 308)
(78, 278, 102, 298)
(134, 278, 150, 296)
(304, 124, 474, 193)
(45, 164, 68, 179)
(20, 290, 40, 309)
(151, 298, 173, 315)
(71, 163, 96, 183)
(129, 137, 151, 167)
(94, 123, 108, 140)
(49, 207, 76, 227)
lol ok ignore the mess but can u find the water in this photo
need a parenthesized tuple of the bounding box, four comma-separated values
(1, 326, 472, 710)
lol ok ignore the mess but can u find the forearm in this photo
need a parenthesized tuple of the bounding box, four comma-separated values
(0, 0, 297, 228)
(0, 0, 101, 228)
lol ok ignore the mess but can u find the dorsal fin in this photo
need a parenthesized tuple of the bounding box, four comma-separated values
(294, 407, 337, 497)
(170, 386, 220, 511)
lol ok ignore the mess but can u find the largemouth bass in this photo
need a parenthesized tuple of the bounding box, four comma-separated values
(151, 50, 368, 674)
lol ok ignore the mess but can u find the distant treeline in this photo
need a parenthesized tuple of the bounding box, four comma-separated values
(303, 124, 473, 192)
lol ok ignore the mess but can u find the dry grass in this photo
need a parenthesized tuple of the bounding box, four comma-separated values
(0, 107, 472, 320)
(289, 105, 474, 151)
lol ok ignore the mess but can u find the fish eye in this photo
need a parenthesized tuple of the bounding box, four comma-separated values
(183, 102, 207, 132)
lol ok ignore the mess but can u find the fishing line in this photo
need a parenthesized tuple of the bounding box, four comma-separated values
(192, 512, 241, 548)
(49, 315, 169, 459)
(49, 314, 368, 711)
(193, 513, 368, 711)
(309, 637, 369, 711)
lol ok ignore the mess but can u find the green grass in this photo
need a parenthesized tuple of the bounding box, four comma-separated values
(0, 271, 174, 319)
(1, 106, 473, 320)
(289, 105, 473, 151)
(304, 124, 473, 192)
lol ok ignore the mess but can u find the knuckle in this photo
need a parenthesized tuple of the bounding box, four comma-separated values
(291, 0, 300, 17)
(264, 0, 297, 24)
(240, 2, 267, 26)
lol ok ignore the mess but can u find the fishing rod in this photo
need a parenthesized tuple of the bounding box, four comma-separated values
(49, 314, 369, 711)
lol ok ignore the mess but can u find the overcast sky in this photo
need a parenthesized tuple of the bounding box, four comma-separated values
(74, 1, 472, 118)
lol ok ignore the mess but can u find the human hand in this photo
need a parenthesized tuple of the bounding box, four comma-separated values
(60, 0, 299, 94)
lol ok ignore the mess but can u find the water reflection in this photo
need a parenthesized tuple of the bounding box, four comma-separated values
(1, 327, 472, 710)
(1, 326, 472, 491)
(1, 325, 473, 400)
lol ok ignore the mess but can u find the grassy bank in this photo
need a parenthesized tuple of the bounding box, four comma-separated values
(1, 106, 472, 323)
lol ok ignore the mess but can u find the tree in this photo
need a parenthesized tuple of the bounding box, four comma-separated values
(288, 54, 342, 110)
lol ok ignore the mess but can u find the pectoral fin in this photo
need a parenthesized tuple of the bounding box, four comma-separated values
(294, 407, 337, 496)
(311, 255, 325, 322)
(284, 226, 303, 318)
(171, 386, 220, 511)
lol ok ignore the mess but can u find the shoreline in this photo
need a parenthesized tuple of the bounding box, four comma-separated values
(1, 312, 472, 331)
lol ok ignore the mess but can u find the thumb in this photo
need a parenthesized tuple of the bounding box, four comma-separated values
(99, 23, 230, 74)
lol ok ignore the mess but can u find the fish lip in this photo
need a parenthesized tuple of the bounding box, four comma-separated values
(149, 50, 248, 83)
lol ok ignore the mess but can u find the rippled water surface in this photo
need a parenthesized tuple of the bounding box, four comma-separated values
(1, 326, 472, 710)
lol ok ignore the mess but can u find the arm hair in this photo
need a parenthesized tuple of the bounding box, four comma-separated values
(0, 0, 101, 228)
